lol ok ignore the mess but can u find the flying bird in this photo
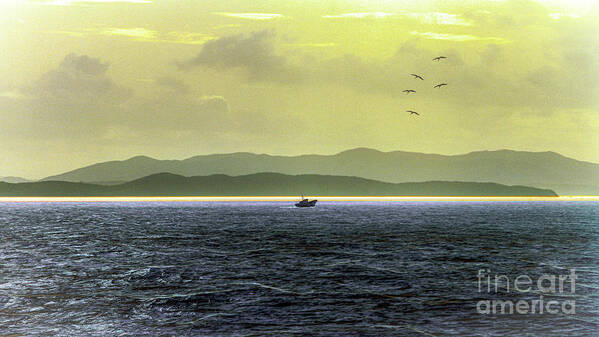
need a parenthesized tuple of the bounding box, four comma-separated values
(410, 74, 424, 80)
(402, 89, 416, 94)
(433, 56, 447, 61)
(407, 110, 420, 116)
(434, 83, 447, 88)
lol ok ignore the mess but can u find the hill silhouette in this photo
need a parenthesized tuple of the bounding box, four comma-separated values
(1, 172, 557, 197)
(39, 148, 598, 195)
(0, 176, 31, 183)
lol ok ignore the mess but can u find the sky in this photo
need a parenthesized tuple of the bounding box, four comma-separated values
(0, 0, 598, 179)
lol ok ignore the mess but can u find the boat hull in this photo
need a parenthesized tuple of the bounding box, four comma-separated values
(295, 200, 317, 207)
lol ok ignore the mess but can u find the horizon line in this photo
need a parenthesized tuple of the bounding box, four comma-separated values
(1, 196, 598, 202)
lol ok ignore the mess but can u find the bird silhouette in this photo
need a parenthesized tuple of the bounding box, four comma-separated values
(410, 74, 424, 80)
(434, 83, 447, 88)
(406, 110, 420, 116)
(402, 89, 416, 94)
(433, 56, 447, 61)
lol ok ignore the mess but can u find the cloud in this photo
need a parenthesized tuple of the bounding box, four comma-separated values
(410, 31, 510, 43)
(197, 95, 230, 116)
(213, 13, 285, 20)
(0, 54, 132, 143)
(59, 53, 109, 75)
(155, 76, 190, 94)
(323, 12, 393, 19)
(180, 8, 597, 118)
(158, 31, 214, 45)
(462, 0, 551, 29)
(1, 55, 235, 146)
(174, 31, 475, 97)
(283, 42, 338, 48)
(44, 27, 214, 45)
(404, 12, 472, 26)
(548, 13, 581, 20)
(36, 0, 151, 5)
(27, 53, 131, 102)
(101, 27, 155, 39)
(177, 30, 296, 82)
(322, 11, 471, 25)
(213, 24, 243, 30)
(43, 30, 88, 37)
(48, 27, 214, 45)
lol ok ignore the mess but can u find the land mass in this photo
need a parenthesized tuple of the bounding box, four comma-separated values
(40, 148, 598, 195)
(0, 176, 31, 184)
(0, 172, 557, 197)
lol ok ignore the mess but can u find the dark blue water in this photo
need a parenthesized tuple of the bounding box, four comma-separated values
(1, 201, 598, 336)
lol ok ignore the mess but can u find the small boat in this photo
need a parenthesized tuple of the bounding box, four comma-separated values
(295, 195, 317, 207)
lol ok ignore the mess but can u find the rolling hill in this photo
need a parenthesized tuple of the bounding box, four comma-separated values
(1, 172, 557, 197)
(0, 176, 31, 183)
(40, 148, 599, 195)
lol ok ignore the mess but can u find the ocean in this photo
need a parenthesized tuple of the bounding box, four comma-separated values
(1, 201, 598, 336)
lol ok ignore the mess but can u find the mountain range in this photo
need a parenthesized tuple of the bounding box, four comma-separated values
(40, 148, 599, 195)
(0, 176, 31, 184)
(0, 173, 557, 197)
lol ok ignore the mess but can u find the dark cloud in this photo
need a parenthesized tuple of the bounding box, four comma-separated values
(0, 53, 134, 142)
(28, 53, 131, 102)
(155, 76, 190, 94)
(4, 53, 248, 144)
(60, 53, 109, 75)
(178, 30, 297, 82)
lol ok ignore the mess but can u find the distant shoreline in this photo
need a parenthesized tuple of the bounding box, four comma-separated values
(2, 196, 597, 203)
(0, 172, 558, 197)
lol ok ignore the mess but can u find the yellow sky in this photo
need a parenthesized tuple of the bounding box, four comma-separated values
(0, 0, 598, 178)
